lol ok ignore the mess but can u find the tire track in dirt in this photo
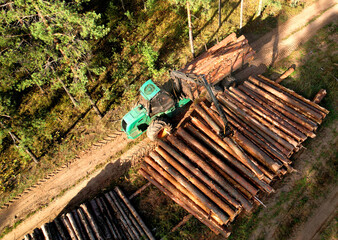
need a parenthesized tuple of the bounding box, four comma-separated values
(2, 138, 157, 240)
(292, 186, 338, 240)
(235, 0, 337, 80)
(0, 130, 132, 233)
(1, 0, 337, 238)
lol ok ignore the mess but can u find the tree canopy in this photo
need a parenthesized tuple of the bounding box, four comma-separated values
(0, 0, 109, 163)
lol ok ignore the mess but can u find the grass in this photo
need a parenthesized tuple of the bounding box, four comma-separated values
(228, 207, 264, 240)
(319, 215, 338, 240)
(224, 22, 337, 240)
(1, 0, 312, 208)
(0, 0, 326, 236)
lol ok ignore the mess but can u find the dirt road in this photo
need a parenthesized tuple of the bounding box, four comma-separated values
(292, 186, 338, 240)
(1, 0, 337, 238)
(235, 0, 338, 79)
(0, 132, 132, 233)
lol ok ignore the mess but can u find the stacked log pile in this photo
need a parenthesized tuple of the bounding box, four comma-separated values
(139, 74, 328, 237)
(23, 187, 155, 240)
(181, 33, 254, 86)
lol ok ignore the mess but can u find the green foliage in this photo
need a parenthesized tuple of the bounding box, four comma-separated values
(145, 0, 157, 10)
(0, 0, 109, 192)
(0, 0, 326, 231)
(169, 0, 212, 10)
(265, 0, 283, 10)
(139, 42, 162, 76)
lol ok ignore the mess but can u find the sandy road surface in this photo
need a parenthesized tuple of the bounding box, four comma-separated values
(1, 0, 337, 238)
(0, 132, 132, 233)
(292, 187, 338, 240)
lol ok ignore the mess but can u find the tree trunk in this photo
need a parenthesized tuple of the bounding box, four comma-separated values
(218, 0, 222, 28)
(85, 91, 103, 118)
(240, 0, 244, 29)
(57, 76, 78, 107)
(0, 121, 39, 163)
(257, 0, 263, 16)
(37, 83, 45, 94)
(187, 2, 195, 58)
(120, 0, 125, 10)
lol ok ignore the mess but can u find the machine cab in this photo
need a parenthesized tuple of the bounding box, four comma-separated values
(121, 80, 174, 139)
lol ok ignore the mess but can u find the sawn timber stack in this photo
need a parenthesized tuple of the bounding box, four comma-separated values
(139, 74, 328, 237)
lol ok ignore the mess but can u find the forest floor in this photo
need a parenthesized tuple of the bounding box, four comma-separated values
(1, 0, 337, 239)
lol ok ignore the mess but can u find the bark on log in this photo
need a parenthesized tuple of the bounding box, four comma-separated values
(223, 90, 299, 148)
(104, 192, 135, 240)
(217, 94, 295, 154)
(177, 127, 259, 196)
(61, 214, 77, 240)
(54, 218, 70, 240)
(89, 199, 113, 239)
(167, 134, 253, 211)
(139, 169, 231, 237)
(275, 66, 295, 84)
(97, 196, 124, 239)
(238, 85, 316, 138)
(193, 106, 265, 179)
(258, 74, 328, 115)
(108, 191, 142, 239)
(313, 89, 327, 104)
(140, 165, 231, 237)
(77, 208, 96, 240)
(210, 103, 291, 164)
(80, 203, 105, 240)
(229, 87, 307, 142)
(95, 197, 119, 239)
(241, 82, 318, 132)
(72, 209, 89, 240)
(149, 152, 232, 223)
(233, 130, 282, 172)
(129, 182, 152, 200)
(32, 228, 44, 240)
(24, 234, 32, 240)
(144, 156, 227, 225)
(153, 148, 237, 220)
(115, 186, 156, 240)
(185, 124, 274, 193)
(249, 76, 323, 122)
(157, 140, 240, 208)
(41, 223, 52, 240)
(66, 212, 85, 240)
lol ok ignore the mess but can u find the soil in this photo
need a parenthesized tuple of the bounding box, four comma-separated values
(1, 0, 337, 239)
(246, 118, 337, 240)
(292, 186, 338, 240)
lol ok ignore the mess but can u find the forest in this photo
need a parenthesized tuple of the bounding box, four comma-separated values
(0, 0, 312, 205)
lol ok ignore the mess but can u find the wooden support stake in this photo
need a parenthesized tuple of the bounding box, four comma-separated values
(313, 89, 327, 104)
(275, 65, 295, 84)
(129, 182, 152, 200)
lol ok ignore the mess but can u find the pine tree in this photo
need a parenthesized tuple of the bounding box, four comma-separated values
(0, 0, 109, 163)
(168, 0, 212, 58)
(0, 0, 109, 112)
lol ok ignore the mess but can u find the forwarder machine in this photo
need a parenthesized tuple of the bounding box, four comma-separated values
(121, 70, 231, 141)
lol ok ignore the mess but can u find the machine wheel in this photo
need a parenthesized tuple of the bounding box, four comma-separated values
(147, 118, 172, 141)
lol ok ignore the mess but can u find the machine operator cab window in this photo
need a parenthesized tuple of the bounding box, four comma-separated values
(140, 80, 175, 117)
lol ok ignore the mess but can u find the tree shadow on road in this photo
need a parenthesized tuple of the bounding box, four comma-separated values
(58, 158, 132, 215)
